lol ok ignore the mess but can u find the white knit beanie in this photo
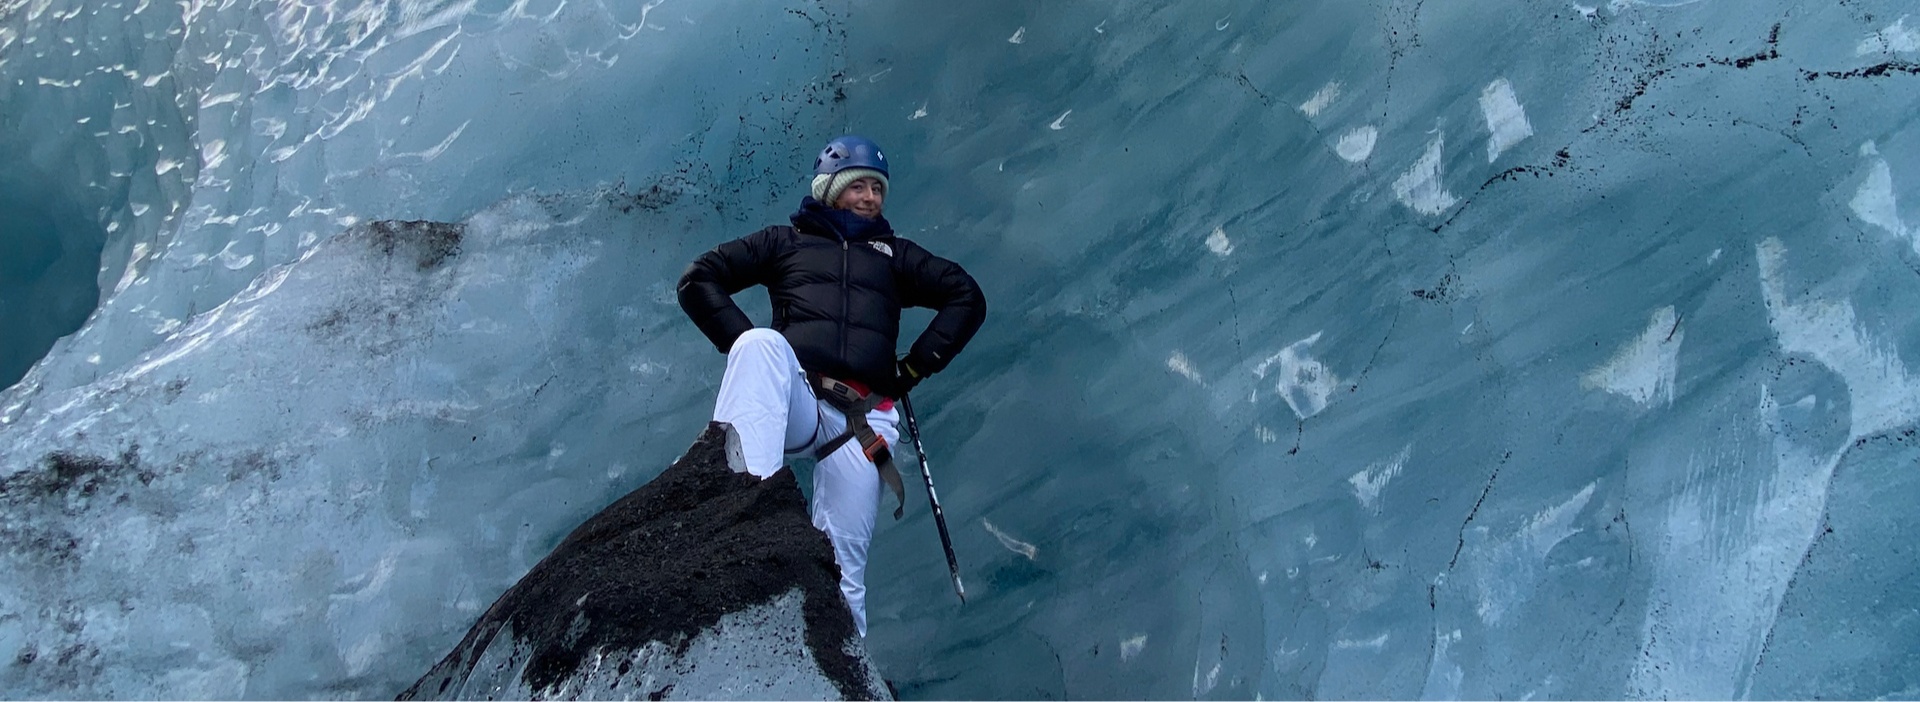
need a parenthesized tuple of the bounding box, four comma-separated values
(811, 167, 889, 206)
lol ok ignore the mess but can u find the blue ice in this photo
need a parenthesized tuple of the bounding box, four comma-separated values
(2, 0, 1918, 698)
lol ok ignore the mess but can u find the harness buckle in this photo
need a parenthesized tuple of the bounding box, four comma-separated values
(819, 377, 863, 405)
(861, 433, 892, 467)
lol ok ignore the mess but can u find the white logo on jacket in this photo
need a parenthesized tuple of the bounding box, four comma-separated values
(869, 241, 893, 257)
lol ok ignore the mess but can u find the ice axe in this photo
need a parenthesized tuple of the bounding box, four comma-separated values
(899, 394, 965, 603)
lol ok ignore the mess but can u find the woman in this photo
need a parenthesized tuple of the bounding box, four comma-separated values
(677, 135, 987, 635)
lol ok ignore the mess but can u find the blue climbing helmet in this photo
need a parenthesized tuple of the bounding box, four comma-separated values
(814, 135, 888, 177)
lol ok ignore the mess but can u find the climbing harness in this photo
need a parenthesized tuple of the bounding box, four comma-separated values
(808, 372, 908, 519)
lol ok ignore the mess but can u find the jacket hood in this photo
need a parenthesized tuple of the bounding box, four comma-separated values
(792, 196, 894, 242)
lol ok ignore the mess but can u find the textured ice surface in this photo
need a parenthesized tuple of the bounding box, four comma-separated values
(3, 0, 1920, 699)
(416, 591, 878, 701)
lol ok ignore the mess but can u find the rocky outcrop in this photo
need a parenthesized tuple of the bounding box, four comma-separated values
(400, 422, 890, 701)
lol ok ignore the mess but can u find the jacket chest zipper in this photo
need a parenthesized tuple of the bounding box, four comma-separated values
(840, 240, 850, 360)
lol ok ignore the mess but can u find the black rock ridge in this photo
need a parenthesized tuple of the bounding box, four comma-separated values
(399, 422, 890, 700)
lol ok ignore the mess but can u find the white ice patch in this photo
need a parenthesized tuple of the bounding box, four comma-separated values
(1392, 135, 1458, 216)
(1007, 26, 1026, 44)
(626, 356, 671, 384)
(1254, 425, 1279, 443)
(387, 119, 470, 163)
(1581, 305, 1683, 408)
(1166, 351, 1204, 385)
(113, 242, 150, 295)
(1333, 632, 1390, 650)
(1334, 126, 1377, 163)
(1048, 110, 1072, 130)
(1255, 331, 1342, 420)
(1349, 444, 1410, 514)
(1609, 0, 1710, 9)
(1634, 390, 1831, 699)
(1205, 226, 1234, 257)
(982, 519, 1038, 560)
(1757, 238, 1920, 437)
(1419, 629, 1466, 699)
(909, 102, 928, 120)
(1193, 658, 1222, 697)
(1471, 484, 1595, 625)
(1849, 147, 1915, 254)
(1120, 634, 1148, 661)
(200, 139, 228, 171)
(1479, 78, 1534, 163)
(1298, 81, 1341, 117)
(1855, 15, 1919, 55)
(394, 0, 478, 39)
(215, 240, 255, 271)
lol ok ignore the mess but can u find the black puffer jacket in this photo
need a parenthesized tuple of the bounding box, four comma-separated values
(677, 197, 987, 393)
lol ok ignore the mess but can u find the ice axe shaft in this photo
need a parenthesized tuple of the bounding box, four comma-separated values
(900, 394, 965, 603)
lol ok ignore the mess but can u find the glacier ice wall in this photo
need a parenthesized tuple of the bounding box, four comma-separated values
(837, 1, 1920, 699)
(0, 0, 854, 697)
(3, 0, 1920, 699)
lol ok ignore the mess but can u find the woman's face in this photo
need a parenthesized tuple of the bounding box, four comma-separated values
(834, 177, 886, 219)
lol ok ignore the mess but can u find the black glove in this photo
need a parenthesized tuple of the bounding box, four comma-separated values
(884, 357, 925, 398)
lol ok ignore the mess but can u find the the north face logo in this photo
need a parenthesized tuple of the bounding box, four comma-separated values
(869, 241, 893, 257)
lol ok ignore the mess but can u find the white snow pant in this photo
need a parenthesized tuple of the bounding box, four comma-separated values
(712, 328, 898, 637)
